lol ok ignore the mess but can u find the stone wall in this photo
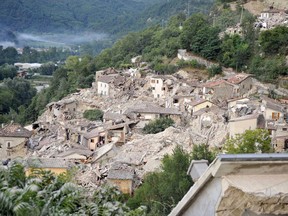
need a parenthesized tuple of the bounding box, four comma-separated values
(177, 49, 218, 68)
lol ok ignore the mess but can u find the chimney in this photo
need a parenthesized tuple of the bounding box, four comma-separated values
(187, 160, 208, 182)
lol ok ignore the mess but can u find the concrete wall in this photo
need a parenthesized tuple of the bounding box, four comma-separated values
(97, 81, 109, 96)
(229, 118, 257, 137)
(182, 178, 222, 216)
(0, 137, 27, 160)
(107, 179, 133, 195)
(264, 108, 283, 121)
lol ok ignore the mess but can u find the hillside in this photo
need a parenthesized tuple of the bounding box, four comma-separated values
(0, 0, 214, 42)
(0, 0, 145, 34)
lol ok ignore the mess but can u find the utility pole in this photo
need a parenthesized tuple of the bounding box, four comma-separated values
(240, 4, 244, 24)
(187, 0, 190, 17)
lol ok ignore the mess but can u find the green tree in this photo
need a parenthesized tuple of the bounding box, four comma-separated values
(0, 64, 17, 80)
(224, 129, 273, 154)
(0, 162, 145, 215)
(207, 64, 222, 77)
(249, 55, 288, 82)
(220, 34, 250, 70)
(83, 109, 104, 121)
(191, 144, 217, 164)
(143, 118, 174, 134)
(127, 146, 192, 215)
(259, 26, 288, 56)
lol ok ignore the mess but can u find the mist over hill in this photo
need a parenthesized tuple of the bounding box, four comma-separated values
(0, 0, 215, 47)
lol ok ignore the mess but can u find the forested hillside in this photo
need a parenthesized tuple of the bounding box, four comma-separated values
(0, 0, 214, 37)
(0, 0, 144, 34)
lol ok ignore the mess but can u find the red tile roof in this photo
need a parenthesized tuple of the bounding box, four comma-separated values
(226, 73, 251, 84)
(200, 80, 233, 88)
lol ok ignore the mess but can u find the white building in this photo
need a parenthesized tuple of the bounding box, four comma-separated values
(169, 154, 288, 216)
(150, 76, 174, 99)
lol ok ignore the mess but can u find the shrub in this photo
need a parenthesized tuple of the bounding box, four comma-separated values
(143, 117, 174, 134)
(208, 65, 222, 77)
(83, 109, 104, 121)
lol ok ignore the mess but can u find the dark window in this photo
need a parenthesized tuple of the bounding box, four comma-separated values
(285, 139, 288, 149)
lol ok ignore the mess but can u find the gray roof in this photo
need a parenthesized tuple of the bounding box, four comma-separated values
(229, 112, 259, 122)
(127, 103, 181, 115)
(84, 128, 105, 139)
(262, 96, 287, 112)
(188, 99, 211, 107)
(192, 105, 224, 116)
(103, 112, 125, 121)
(0, 123, 32, 138)
(97, 75, 117, 83)
(97, 74, 125, 85)
(56, 148, 93, 158)
(107, 163, 134, 180)
(26, 158, 69, 169)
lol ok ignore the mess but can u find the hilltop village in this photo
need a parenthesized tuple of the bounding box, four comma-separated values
(1, 47, 288, 194)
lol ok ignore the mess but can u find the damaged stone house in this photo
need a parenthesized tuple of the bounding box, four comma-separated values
(169, 154, 288, 216)
(224, 73, 253, 98)
(150, 75, 175, 99)
(64, 121, 98, 145)
(186, 99, 215, 115)
(54, 147, 94, 161)
(25, 157, 70, 175)
(82, 121, 136, 151)
(83, 127, 106, 150)
(46, 99, 78, 121)
(258, 5, 288, 29)
(0, 123, 32, 160)
(199, 73, 253, 102)
(125, 103, 182, 124)
(199, 80, 235, 101)
(96, 73, 126, 97)
(267, 121, 288, 153)
(168, 95, 195, 112)
(107, 162, 135, 195)
(261, 96, 287, 122)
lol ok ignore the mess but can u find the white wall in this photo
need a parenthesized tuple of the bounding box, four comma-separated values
(97, 81, 109, 96)
(182, 178, 222, 216)
(150, 78, 165, 98)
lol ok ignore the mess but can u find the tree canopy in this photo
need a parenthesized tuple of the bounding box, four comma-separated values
(224, 129, 273, 154)
(0, 162, 145, 216)
(127, 144, 216, 215)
